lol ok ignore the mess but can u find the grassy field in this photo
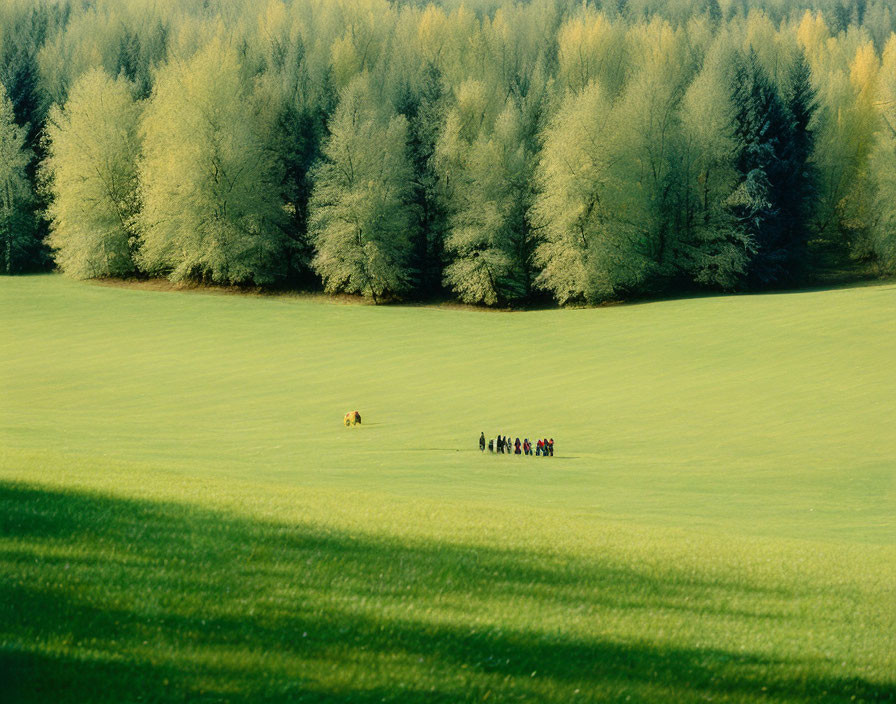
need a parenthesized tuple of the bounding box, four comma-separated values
(1, 274, 894, 703)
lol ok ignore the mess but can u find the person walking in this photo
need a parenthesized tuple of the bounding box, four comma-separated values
(514, 437, 521, 454)
(480, 432, 486, 452)
(536, 439, 543, 456)
(548, 438, 554, 456)
(523, 438, 530, 455)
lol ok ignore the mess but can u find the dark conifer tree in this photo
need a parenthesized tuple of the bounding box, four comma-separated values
(778, 51, 819, 278)
(0, 82, 38, 275)
(0, 6, 51, 272)
(728, 50, 799, 287)
(705, 0, 723, 24)
(281, 105, 332, 285)
(396, 63, 447, 297)
(0, 8, 46, 151)
(264, 40, 336, 288)
(831, 2, 853, 34)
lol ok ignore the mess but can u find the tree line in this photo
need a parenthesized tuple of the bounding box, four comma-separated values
(1, 0, 895, 305)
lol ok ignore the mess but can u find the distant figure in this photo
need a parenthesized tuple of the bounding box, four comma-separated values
(536, 439, 543, 456)
(548, 438, 554, 456)
(488, 438, 494, 452)
(514, 437, 521, 454)
(344, 410, 361, 426)
(524, 438, 531, 455)
(479, 432, 486, 452)
(497, 435, 503, 454)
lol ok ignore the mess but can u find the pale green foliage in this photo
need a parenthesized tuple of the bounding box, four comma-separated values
(868, 36, 896, 271)
(743, 9, 799, 86)
(482, 2, 560, 98)
(678, 35, 753, 288)
(10, 0, 896, 298)
(533, 21, 694, 304)
(608, 19, 691, 274)
(556, 11, 629, 98)
(531, 82, 640, 304)
(327, 0, 399, 91)
(417, 5, 485, 91)
(449, 79, 503, 143)
(810, 37, 881, 248)
(137, 36, 288, 285)
(37, 3, 167, 104)
(0, 82, 33, 275)
(439, 100, 533, 305)
(44, 69, 141, 279)
(309, 75, 416, 301)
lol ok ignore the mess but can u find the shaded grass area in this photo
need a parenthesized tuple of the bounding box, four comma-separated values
(2, 482, 893, 703)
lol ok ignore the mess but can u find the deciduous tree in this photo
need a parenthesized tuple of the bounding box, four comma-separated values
(531, 81, 648, 304)
(440, 99, 534, 305)
(44, 69, 141, 279)
(309, 75, 416, 301)
(138, 35, 288, 285)
(868, 35, 896, 271)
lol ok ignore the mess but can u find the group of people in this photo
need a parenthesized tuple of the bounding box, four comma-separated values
(479, 432, 554, 456)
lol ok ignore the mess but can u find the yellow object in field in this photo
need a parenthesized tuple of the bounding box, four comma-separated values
(344, 410, 361, 426)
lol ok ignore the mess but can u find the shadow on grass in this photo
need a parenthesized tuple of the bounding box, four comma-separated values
(0, 482, 891, 703)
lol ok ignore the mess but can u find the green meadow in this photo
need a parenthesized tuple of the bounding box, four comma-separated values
(1, 274, 894, 703)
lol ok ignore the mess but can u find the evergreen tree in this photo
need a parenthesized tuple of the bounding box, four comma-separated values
(44, 69, 141, 279)
(728, 50, 799, 286)
(778, 50, 819, 276)
(396, 63, 447, 298)
(114, 21, 163, 100)
(309, 75, 417, 302)
(0, 6, 48, 152)
(678, 37, 754, 289)
(865, 1, 894, 51)
(138, 36, 288, 285)
(255, 26, 335, 286)
(0, 83, 36, 275)
(0, 4, 52, 273)
(275, 96, 332, 285)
